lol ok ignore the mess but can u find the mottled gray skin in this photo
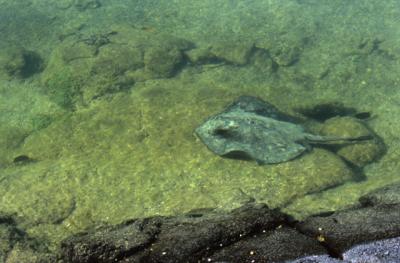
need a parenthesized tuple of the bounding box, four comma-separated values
(195, 96, 366, 164)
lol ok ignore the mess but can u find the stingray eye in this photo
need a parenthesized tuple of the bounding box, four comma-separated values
(227, 121, 239, 129)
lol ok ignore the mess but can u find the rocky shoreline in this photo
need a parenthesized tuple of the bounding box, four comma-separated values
(59, 183, 400, 263)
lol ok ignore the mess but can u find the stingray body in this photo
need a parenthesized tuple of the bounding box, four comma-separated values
(195, 96, 367, 164)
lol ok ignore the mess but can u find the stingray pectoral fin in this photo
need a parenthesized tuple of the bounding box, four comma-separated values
(255, 159, 266, 165)
(255, 143, 307, 164)
(222, 150, 254, 161)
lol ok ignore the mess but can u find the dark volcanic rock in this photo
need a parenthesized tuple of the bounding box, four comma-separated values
(143, 204, 288, 263)
(60, 190, 400, 263)
(342, 236, 400, 262)
(210, 226, 326, 263)
(296, 203, 400, 254)
(359, 182, 400, 206)
(61, 203, 312, 263)
(61, 217, 163, 263)
(288, 255, 341, 263)
(290, 236, 400, 263)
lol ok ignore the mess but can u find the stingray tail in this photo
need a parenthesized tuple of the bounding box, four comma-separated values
(306, 134, 373, 145)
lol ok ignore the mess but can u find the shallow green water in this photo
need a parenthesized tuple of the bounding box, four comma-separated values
(0, 0, 400, 254)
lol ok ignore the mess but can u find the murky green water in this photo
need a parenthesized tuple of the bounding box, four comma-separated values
(1, 0, 400, 256)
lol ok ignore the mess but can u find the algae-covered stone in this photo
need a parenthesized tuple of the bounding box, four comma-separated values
(144, 46, 184, 78)
(271, 44, 301, 66)
(0, 127, 27, 151)
(210, 41, 254, 65)
(320, 116, 371, 138)
(185, 47, 216, 64)
(0, 214, 53, 261)
(186, 42, 254, 66)
(4, 243, 55, 263)
(359, 183, 400, 206)
(0, 170, 76, 225)
(0, 47, 43, 79)
(0, 214, 25, 262)
(0, 127, 28, 166)
(92, 44, 143, 76)
(256, 33, 307, 67)
(41, 27, 193, 108)
(60, 41, 97, 63)
(336, 140, 385, 167)
(252, 48, 275, 72)
(41, 40, 92, 108)
(81, 44, 141, 101)
(319, 116, 385, 167)
(41, 39, 126, 108)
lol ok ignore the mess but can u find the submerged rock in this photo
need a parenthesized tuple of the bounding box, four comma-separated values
(256, 33, 307, 67)
(0, 213, 55, 262)
(0, 47, 43, 79)
(210, 227, 326, 263)
(289, 237, 400, 263)
(210, 41, 255, 65)
(185, 47, 216, 64)
(342, 236, 400, 263)
(359, 182, 400, 206)
(296, 203, 400, 253)
(61, 203, 327, 263)
(60, 195, 400, 263)
(41, 26, 193, 108)
(144, 45, 184, 78)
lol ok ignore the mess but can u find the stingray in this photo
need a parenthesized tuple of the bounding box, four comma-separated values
(195, 96, 370, 164)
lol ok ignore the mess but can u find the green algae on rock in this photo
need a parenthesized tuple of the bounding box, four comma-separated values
(40, 26, 193, 108)
(143, 46, 184, 78)
(185, 47, 216, 65)
(210, 41, 255, 65)
(0, 47, 43, 79)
